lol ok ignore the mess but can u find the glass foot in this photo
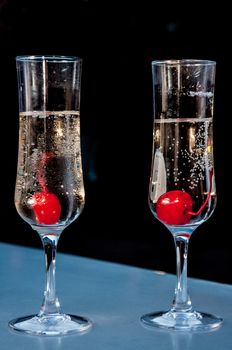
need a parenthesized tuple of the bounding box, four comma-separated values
(141, 310, 223, 331)
(8, 313, 92, 336)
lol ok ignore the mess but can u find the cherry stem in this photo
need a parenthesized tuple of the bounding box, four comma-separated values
(38, 152, 54, 192)
(188, 169, 213, 217)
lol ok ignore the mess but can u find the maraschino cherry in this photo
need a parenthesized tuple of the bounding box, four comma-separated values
(156, 190, 192, 225)
(31, 152, 61, 225)
(32, 191, 61, 225)
(156, 171, 213, 226)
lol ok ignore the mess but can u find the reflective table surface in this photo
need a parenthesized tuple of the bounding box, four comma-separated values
(0, 242, 231, 349)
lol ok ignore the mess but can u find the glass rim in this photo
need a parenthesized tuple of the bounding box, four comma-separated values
(16, 55, 82, 62)
(152, 59, 216, 66)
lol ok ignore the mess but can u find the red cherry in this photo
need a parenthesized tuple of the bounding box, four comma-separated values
(156, 190, 193, 225)
(31, 192, 61, 225)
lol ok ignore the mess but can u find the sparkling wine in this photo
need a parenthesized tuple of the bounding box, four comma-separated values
(149, 117, 216, 226)
(15, 111, 84, 228)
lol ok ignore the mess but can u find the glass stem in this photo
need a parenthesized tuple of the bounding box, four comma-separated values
(171, 235, 193, 313)
(39, 235, 61, 317)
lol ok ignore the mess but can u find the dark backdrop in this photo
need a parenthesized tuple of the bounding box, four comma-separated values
(0, 0, 230, 283)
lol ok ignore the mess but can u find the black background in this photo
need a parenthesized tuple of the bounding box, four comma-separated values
(0, 0, 230, 283)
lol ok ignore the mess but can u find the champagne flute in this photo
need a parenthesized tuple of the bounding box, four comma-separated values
(9, 55, 92, 336)
(141, 59, 223, 331)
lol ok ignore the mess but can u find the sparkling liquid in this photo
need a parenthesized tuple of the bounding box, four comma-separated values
(15, 111, 84, 228)
(149, 118, 216, 227)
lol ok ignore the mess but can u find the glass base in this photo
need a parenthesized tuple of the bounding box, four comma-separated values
(8, 313, 92, 336)
(141, 310, 223, 331)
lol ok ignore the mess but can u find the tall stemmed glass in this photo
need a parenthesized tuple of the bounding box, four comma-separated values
(141, 59, 223, 331)
(9, 55, 92, 336)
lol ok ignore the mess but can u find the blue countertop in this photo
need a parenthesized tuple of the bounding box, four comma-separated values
(0, 242, 232, 349)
